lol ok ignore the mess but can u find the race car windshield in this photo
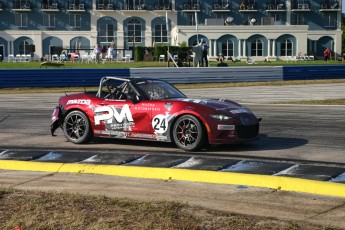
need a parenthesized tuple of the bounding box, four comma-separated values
(136, 80, 186, 100)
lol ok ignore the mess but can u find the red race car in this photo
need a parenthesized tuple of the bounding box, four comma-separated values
(51, 76, 261, 151)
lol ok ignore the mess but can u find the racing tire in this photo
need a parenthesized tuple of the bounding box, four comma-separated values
(63, 110, 92, 144)
(172, 115, 205, 151)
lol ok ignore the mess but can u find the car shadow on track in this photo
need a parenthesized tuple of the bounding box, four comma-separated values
(87, 134, 308, 153)
(89, 137, 177, 150)
(205, 134, 308, 152)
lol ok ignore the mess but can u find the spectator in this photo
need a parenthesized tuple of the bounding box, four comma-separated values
(323, 48, 331, 62)
(228, 56, 236, 63)
(107, 45, 114, 62)
(240, 2, 246, 9)
(199, 38, 209, 67)
(217, 58, 228, 67)
(70, 51, 79, 63)
(93, 44, 101, 63)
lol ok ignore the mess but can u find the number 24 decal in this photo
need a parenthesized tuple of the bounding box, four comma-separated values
(152, 114, 168, 134)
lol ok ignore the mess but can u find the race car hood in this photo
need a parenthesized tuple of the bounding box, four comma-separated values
(170, 98, 258, 125)
(173, 98, 247, 111)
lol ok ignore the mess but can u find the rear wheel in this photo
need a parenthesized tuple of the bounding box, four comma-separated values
(172, 115, 205, 151)
(63, 110, 92, 144)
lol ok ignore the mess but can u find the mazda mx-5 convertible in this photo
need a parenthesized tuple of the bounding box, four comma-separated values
(51, 76, 261, 151)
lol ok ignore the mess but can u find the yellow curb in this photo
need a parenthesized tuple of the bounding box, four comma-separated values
(1, 160, 345, 198)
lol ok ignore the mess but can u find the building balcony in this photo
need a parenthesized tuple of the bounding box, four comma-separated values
(291, 4, 311, 11)
(122, 4, 146, 11)
(265, 4, 285, 12)
(97, 3, 114, 11)
(212, 3, 230, 12)
(153, 3, 171, 11)
(239, 4, 257, 12)
(319, 3, 340, 11)
(12, 3, 31, 11)
(41, 3, 59, 12)
(67, 4, 85, 12)
(182, 4, 200, 12)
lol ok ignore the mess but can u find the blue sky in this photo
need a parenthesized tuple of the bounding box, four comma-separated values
(343, 3, 344, 13)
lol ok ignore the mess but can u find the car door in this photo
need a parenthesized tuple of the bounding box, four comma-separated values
(93, 98, 152, 139)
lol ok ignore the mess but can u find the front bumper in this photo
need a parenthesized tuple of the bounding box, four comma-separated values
(50, 106, 62, 136)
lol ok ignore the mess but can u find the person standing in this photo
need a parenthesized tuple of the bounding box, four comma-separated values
(199, 39, 209, 67)
(324, 48, 331, 62)
(107, 45, 114, 62)
(93, 44, 101, 63)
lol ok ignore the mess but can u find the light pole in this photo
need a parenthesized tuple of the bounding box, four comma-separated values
(132, 34, 135, 61)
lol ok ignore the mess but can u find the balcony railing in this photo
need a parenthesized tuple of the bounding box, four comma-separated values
(266, 3, 285, 12)
(212, 3, 230, 12)
(319, 2, 339, 11)
(123, 4, 146, 10)
(67, 4, 85, 11)
(153, 3, 171, 10)
(291, 3, 311, 11)
(41, 3, 58, 11)
(239, 3, 257, 12)
(12, 3, 31, 11)
(182, 4, 200, 12)
(97, 3, 114, 10)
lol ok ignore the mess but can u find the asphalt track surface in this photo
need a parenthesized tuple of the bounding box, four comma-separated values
(1, 83, 345, 228)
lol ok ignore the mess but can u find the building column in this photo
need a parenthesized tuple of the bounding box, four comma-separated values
(267, 39, 271, 57)
(213, 39, 217, 57)
(117, 22, 125, 49)
(243, 40, 247, 57)
(272, 39, 276, 57)
(286, 0, 291, 25)
(90, 0, 98, 46)
(238, 39, 241, 57)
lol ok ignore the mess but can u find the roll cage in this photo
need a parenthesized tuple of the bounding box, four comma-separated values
(96, 76, 186, 101)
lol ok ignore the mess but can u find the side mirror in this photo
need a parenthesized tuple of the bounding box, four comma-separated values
(127, 93, 142, 104)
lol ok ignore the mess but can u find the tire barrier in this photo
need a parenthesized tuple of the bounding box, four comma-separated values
(0, 65, 345, 88)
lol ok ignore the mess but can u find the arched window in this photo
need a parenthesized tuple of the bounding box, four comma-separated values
(127, 18, 142, 43)
(281, 39, 292, 56)
(222, 40, 234, 57)
(99, 23, 115, 44)
(251, 39, 263, 56)
(153, 24, 167, 43)
(19, 41, 30, 55)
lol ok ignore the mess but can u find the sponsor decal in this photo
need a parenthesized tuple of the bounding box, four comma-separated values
(164, 103, 173, 111)
(141, 103, 156, 107)
(95, 104, 133, 125)
(230, 109, 249, 114)
(67, 99, 91, 105)
(100, 130, 128, 137)
(156, 135, 168, 141)
(182, 99, 202, 103)
(94, 105, 134, 130)
(129, 133, 154, 139)
(134, 103, 161, 111)
(134, 106, 161, 111)
(218, 124, 235, 131)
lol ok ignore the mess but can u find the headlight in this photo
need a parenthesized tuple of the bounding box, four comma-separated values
(210, 114, 232, 121)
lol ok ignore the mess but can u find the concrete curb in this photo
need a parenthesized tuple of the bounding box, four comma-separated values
(1, 160, 345, 198)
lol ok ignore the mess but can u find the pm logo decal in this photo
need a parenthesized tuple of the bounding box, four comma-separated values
(94, 104, 133, 125)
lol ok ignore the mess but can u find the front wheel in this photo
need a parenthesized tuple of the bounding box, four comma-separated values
(63, 110, 92, 144)
(172, 115, 205, 151)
